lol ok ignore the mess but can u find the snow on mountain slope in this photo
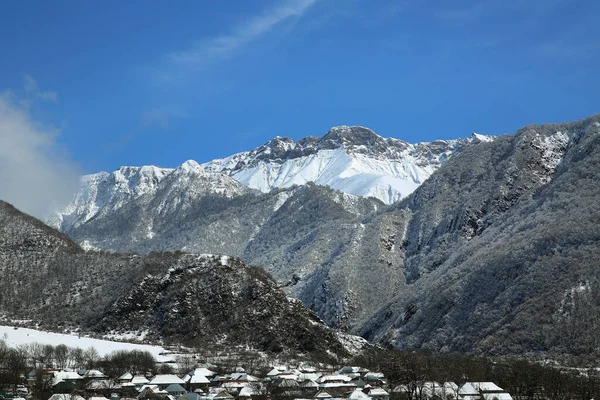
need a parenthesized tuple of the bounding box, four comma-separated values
(48, 160, 248, 231)
(203, 126, 493, 204)
(50, 126, 493, 230)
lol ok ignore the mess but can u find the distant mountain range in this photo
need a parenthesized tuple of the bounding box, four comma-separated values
(35, 114, 600, 362)
(49, 126, 493, 234)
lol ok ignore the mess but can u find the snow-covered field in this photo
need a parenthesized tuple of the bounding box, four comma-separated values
(0, 325, 173, 362)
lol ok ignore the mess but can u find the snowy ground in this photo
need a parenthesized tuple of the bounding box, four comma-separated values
(0, 325, 174, 362)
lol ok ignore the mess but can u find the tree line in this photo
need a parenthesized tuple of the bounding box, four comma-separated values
(353, 349, 600, 400)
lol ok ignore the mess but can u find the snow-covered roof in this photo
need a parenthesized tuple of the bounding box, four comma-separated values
(459, 383, 479, 396)
(470, 383, 504, 393)
(229, 372, 259, 382)
(364, 372, 384, 380)
(132, 375, 150, 385)
(150, 374, 186, 385)
(188, 367, 216, 377)
(48, 395, 85, 400)
(320, 382, 356, 389)
(119, 372, 134, 381)
(278, 373, 298, 380)
(222, 382, 247, 389)
(239, 385, 259, 397)
(369, 388, 389, 396)
(140, 384, 169, 395)
(319, 374, 352, 383)
(187, 373, 210, 384)
(87, 380, 119, 390)
(52, 371, 83, 386)
(299, 365, 317, 372)
(315, 391, 333, 398)
(349, 389, 371, 400)
(298, 373, 320, 382)
(483, 393, 512, 400)
(87, 369, 106, 378)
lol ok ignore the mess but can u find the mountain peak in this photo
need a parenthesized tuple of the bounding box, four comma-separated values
(320, 126, 382, 148)
(176, 159, 205, 174)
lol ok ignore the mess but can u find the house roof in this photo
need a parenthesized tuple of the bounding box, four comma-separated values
(119, 372, 134, 381)
(298, 373, 320, 382)
(86, 370, 106, 378)
(48, 395, 85, 400)
(314, 391, 333, 398)
(150, 374, 185, 385)
(369, 388, 389, 396)
(318, 374, 351, 383)
(131, 375, 150, 385)
(459, 384, 479, 396)
(483, 394, 513, 400)
(188, 368, 216, 378)
(349, 389, 371, 400)
(186, 374, 210, 384)
(469, 383, 504, 393)
(179, 394, 202, 400)
(239, 385, 259, 397)
(52, 371, 83, 386)
(165, 384, 187, 393)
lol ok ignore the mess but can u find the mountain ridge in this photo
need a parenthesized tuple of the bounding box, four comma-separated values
(49, 126, 493, 233)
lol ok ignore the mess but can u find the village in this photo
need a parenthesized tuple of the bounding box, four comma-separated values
(1, 362, 514, 400)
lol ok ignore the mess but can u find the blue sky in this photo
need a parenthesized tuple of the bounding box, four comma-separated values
(1, 0, 599, 174)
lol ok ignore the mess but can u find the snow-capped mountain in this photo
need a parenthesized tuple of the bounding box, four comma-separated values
(50, 126, 492, 231)
(202, 126, 494, 204)
(48, 160, 249, 232)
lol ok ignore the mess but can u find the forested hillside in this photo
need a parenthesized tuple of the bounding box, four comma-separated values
(0, 200, 357, 359)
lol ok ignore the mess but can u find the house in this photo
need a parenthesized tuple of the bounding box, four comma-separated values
(118, 373, 134, 383)
(178, 394, 202, 400)
(238, 385, 260, 398)
(48, 395, 86, 400)
(132, 376, 151, 388)
(317, 374, 355, 397)
(138, 385, 168, 400)
(202, 389, 235, 400)
(422, 382, 458, 400)
(348, 389, 371, 400)
(150, 375, 186, 391)
(86, 370, 107, 380)
(314, 390, 332, 399)
(52, 371, 83, 393)
(458, 383, 512, 400)
(165, 384, 187, 396)
(367, 388, 389, 400)
(184, 370, 211, 393)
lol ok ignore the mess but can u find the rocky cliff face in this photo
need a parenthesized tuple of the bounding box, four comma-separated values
(358, 116, 600, 360)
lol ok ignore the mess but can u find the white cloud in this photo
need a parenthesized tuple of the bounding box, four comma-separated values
(0, 90, 80, 219)
(158, 0, 319, 82)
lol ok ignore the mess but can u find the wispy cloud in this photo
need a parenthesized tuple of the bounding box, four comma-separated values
(22, 74, 58, 106)
(157, 0, 319, 83)
(0, 87, 80, 219)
